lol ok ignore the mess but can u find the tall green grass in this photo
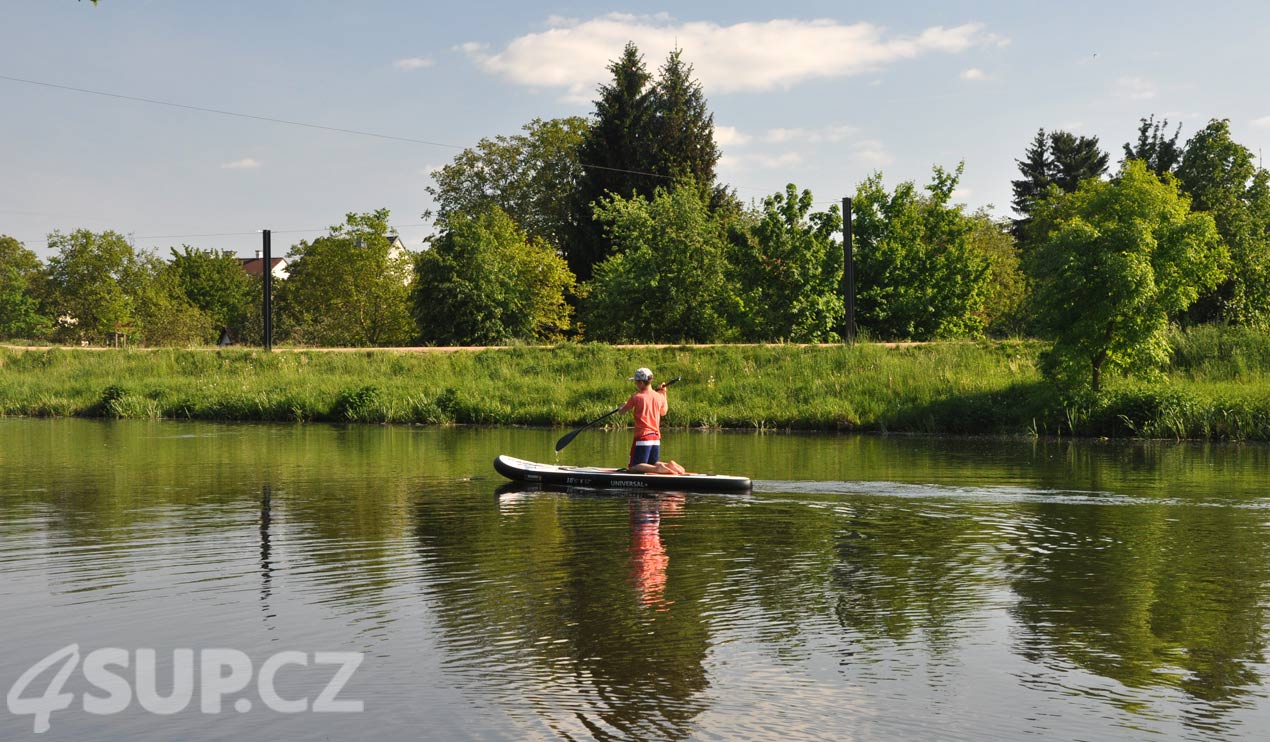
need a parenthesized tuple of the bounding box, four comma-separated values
(1, 331, 1268, 439)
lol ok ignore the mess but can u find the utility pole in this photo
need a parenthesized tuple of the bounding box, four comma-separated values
(262, 229, 273, 351)
(841, 197, 856, 344)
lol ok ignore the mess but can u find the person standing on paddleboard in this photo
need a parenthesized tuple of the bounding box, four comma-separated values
(620, 368, 686, 475)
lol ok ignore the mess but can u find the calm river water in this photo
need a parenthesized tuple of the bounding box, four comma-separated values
(2, 418, 1268, 741)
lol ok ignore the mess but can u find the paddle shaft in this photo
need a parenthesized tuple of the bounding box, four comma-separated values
(554, 376, 681, 452)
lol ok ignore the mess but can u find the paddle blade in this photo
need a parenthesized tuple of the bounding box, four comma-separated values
(554, 429, 581, 452)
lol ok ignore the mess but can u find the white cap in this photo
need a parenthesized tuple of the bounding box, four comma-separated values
(629, 367, 653, 382)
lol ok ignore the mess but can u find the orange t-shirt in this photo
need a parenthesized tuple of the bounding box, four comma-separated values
(621, 387, 668, 440)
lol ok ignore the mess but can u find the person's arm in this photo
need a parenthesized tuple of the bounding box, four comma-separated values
(655, 383, 669, 413)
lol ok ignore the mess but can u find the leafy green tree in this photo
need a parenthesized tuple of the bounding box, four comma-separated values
(426, 117, 589, 251)
(965, 214, 1029, 337)
(733, 184, 843, 342)
(852, 164, 991, 340)
(1176, 119, 1270, 326)
(0, 236, 52, 340)
(412, 205, 574, 345)
(285, 209, 414, 346)
(581, 185, 740, 343)
(167, 246, 257, 341)
(43, 229, 142, 344)
(568, 42, 657, 281)
(1122, 115, 1184, 178)
(1026, 160, 1226, 392)
(130, 254, 214, 346)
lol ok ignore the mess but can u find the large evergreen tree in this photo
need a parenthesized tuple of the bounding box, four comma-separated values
(1011, 129, 1053, 240)
(1122, 115, 1184, 178)
(567, 43, 657, 281)
(566, 44, 728, 282)
(650, 49, 720, 191)
(1049, 131, 1110, 192)
(1012, 129, 1109, 243)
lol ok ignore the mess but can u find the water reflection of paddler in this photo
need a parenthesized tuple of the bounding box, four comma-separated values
(629, 494, 684, 610)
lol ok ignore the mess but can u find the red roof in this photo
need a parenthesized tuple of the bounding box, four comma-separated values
(238, 257, 287, 277)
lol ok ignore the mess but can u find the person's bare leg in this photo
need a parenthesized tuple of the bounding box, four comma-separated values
(626, 462, 685, 475)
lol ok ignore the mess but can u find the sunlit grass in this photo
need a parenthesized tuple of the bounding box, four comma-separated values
(1, 331, 1267, 439)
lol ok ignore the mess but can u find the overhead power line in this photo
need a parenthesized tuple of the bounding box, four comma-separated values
(0, 73, 466, 151)
(0, 73, 684, 183)
(2, 73, 851, 238)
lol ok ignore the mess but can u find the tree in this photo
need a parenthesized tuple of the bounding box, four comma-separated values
(1012, 129, 1109, 242)
(733, 185, 843, 342)
(284, 209, 415, 346)
(964, 214, 1029, 337)
(1122, 115, 1184, 178)
(130, 254, 214, 346)
(852, 164, 992, 340)
(412, 205, 574, 345)
(426, 117, 589, 251)
(1049, 131, 1110, 193)
(1026, 160, 1226, 392)
(1011, 129, 1054, 240)
(580, 185, 741, 343)
(43, 229, 142, 344)
(649, 49, 720, 194)
(568, 42, 657, 281)
(1175, 119, 1270, 326)
(167, 246, 257, 341)
(0, 236, 51, 340)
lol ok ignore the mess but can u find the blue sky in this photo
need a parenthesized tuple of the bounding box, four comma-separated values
(3, 0, 1268, 259)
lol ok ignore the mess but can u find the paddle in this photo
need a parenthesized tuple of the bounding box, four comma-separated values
(554, 376, 681, 452)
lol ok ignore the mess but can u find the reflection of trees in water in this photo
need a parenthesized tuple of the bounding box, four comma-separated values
(831, 502, 1000, 655)
(412, 491, 710, 740)
(1007, 498, 1270, 732)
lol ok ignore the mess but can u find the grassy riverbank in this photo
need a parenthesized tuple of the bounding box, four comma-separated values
(2, 327, 1269, 439)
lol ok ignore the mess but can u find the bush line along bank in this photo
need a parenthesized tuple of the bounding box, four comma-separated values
(3, 329, 1269, 441)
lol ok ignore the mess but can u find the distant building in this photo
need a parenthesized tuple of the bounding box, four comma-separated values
(387, 234, 408, 261)
(238, 251, 289, 280)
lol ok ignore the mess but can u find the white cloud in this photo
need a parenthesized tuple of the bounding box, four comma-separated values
(850, 140, 892, 166)
(765, 124, 857, 144)
(393, 57, 434, 70)
(462, 14, 1008, 101)
(221, 158, 260, 170)
(951, 187, 974, 201)
(1252, 115, 1270, 129)
(960, 68, 988, 81)
(1117, 76, 1157, 101)
(714, 125, 752, 147)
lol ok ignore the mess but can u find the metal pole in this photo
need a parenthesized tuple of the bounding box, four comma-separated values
(262, 229, 273, 351)
(842, 197, 855, 344)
